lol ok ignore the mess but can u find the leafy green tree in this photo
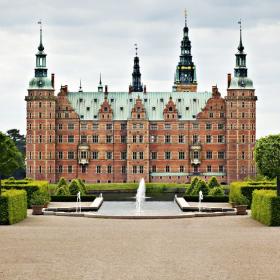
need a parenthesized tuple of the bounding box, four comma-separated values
(57, 177, 68, 188)
(0, 132, 24, 195)
(186, 177, 199, 195)
(191, 179, 209, 196)
(208, 176, 220, 189)
(69, 179, 84, 195)
(255, 134, 280, 196)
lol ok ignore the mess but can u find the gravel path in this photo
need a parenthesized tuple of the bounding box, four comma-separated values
(0, 213, 280, 280)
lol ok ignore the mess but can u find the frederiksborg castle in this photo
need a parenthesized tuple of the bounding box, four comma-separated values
(25, 17, 257, 184)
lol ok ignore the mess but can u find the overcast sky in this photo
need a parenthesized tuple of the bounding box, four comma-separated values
(0, 0, 279, 138)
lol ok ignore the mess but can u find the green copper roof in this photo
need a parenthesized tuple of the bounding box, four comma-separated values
(67, 91, 212, 121)
(229, 77, 254, 90)
(28, 77, 53, 90)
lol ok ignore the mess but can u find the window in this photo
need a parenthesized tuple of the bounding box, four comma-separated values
(106, 152, 113, 160)
(133, 152, 137, 160)
(150, 124, 157, 130)
(58, 165, 62, 173)
(39, 112, 42, 118)
(178, 151, 185, 160)
(207, 165, 212, 172)
(218, 123, 224, 130)
(178, 135, 184, 143)
(68, 123, 74, 130)
(192, 135, 198, 144)
(165, 124, 171, 130)
(92, 135, 99, 143)
(179, 123, 184, 130)
(206, 123, 212, 130)
(58, 135, 63, 143)
(49, 135, 52, 143)
(152, 165, 156, 172)
(242, 112, 245, 118)
(180, 166, 184, 173)
(206, 151, 213, 159)
(139, 123, 143, 129)
(133, 166, 137, 174)
(133, 135, 137, 143)
(242, 102, 245, 108)
(165, 135, 171, 143)
(242, 135, 245, 143)
(68, 151, 74, 159)
(81, 165, 86, 173)
(133, 123, 137, 129)
(93, 123, 98, 130)
(58, 123, 63, 130)
(139, 135, 143, 143)
(165, 151, 171, 160)
(68, 165, 73, 173)
(209, 112, 214, 118)
(139, 152, 144, 160)
(80, 135, 87, 143)
(206, 135, 212, 143)
(150, 135, 157, 143)
(92, 151, 99, 160)
(121, 151, 127, 160)
(194, 151, 199, 159)
(121, 166, 126, 174)
(106, 135, 112, 143)
(121, 135, 126, 144)
(218, 151, 225, 159)
(242, 124, 246, 130)
(241, 151, 245, 160)
(121, 123, 126, 130)
(107, 165, 112, 174)
(106, 123, 112, 130)
(166, 166, 170, 172)
(81, 123, 87, 130)
(220, 112, 225, 118)
(39, 135, 43, 143)
(68, 135, 74, 143)
(139, 166, 144, 174)
(38, 152, 42, 160)
(81, 151, 87, 159)
(151, 152, 157, 160)
(219, 165, 224, 172)
(96, 166, 101, 174)
(193, 123, 199, 129)
(218, 135, 225, 143)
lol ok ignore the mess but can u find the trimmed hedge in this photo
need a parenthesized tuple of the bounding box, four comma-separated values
(251, 190, 280, 226)
(229, 181, 276, 208)
(2, 179, 48, 208)
(51, 195, 96, 202)
(0, 190, 27, 225)
(183, 195, 229, 203)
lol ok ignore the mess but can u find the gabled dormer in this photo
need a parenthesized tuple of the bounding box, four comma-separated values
(163, 96, 178, 120)
(131, 97, 146, 119)
(98, 97, 113, 120)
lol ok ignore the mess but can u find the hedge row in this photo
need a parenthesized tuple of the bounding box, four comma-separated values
(0, 190, 27, 225)
(2, 179, 48, 208)
(183, 195, 229, 203)
(251, 190, 280, 226)
(51, 195, 96, 202)
(229, 181, 276, 208)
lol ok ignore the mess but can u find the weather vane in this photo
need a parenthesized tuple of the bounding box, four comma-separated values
(184, 9, 187, 26)
(134, 43, 138, 56)
(38, 19, 42, 29)
(238, 19, 242, 31)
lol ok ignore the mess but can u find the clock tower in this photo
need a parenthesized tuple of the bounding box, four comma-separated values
(173, 11, 197, 92)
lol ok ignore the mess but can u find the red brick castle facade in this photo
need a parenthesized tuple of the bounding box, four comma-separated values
(25, 19, 257, 184)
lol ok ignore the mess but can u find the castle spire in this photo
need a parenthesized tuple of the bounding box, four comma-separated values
(173, 11, 197, 92)
(238, 20, 244, 53)
(38, 20, 44, 52)
(79, 79, 83, 92)
(98, 73, 103, 92)
(131, 43, 143, 92)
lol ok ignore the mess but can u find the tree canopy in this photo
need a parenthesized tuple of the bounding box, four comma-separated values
(0, 132, 24, 178)
(255, 134, 280, 195)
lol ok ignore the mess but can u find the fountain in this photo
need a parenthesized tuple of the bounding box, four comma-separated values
(76, 191, 81, 213)
(198, 190, 203, 212)
(136, 178, 146, 213)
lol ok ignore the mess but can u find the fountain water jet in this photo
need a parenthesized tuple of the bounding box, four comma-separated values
(136, 178, 146, 213)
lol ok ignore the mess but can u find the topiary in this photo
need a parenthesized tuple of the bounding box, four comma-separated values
(77, 178, 87, 194)
(57, 177, 68, 188)
(69, 180, 85, 195)
(209, 186, 224, 196)
(192, 179, 209, 196)
(208, 177, 220, 189)
(186, 177, 199, 195)
(55, 186, 70, 196)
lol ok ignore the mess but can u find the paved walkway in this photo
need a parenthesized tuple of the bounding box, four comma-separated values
(0, 213, 280, 280)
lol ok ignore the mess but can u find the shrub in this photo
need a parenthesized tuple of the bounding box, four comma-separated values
(55, 186, 70, 196)
(77, 179, 87, 193)
(185, 177, 199, 195)
(208, 177, 220, 189)
(229, 181, 276, 208)
(2, 179, 48, 208)
(0, 190, 27, 225)
(30, 191, 48, 206)
(208, 186, 224, 196)
(57, 177, 68, 188)
(192, 179, 209, 196)
(251, 190, 280, 226)
(69, 179, 84, 195)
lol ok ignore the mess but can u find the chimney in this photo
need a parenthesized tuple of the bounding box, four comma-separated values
(129, 85, 132, 93)
(227, 73, 231, 89)
(59, 85, 68, 96)
(51, 73, 55, 88)
(105, 85, 108, 94)
(144, 85, 146, 93)
(212, 85, 220, 98)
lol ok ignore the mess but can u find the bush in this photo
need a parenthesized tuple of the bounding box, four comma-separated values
(229, 181, 276, 208)
(55, 186, 70, 196)
(192, 179, 209, 196)
(0, 190, 27, 225)
(57, 177, 68, 188)
(183, 195, 229, 203)
(77, 179, 87, 193)
(69, 179, 85, 195)
(185, 177, 199, 195)
(30, 191, 49, 206)
(209, 186, 224, 196)
(2, 179, 48, 208)
(251, 190, 280, 226)
(51, 195, 96, 202)
(208, 177, 220, 189)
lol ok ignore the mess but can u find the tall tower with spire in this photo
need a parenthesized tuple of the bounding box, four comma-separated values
(225, 21, 257, 183)
(25, 21, 56, 182)
(130, 44, 143, 92)
(173, 10, 197, 92)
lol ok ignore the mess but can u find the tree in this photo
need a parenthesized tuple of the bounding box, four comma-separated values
(0, 132, 24, 195)
(254, 134, 280, 196)
(208, 176, 220, 189)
